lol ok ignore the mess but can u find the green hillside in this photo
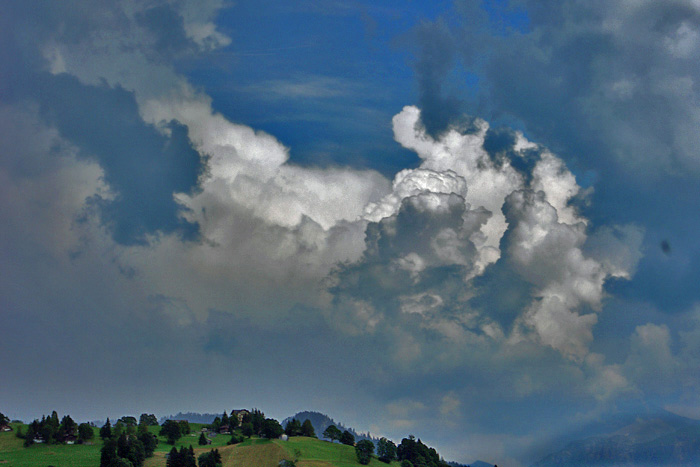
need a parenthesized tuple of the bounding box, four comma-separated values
(1, 426, 398, 467)
(0, 423, 101, 467)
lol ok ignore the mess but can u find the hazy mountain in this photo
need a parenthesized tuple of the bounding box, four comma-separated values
(159, 412, 219, 424)
(282, 411, 379, 444)
(449, 461, 495, 467)
(531, 411, 700, 467)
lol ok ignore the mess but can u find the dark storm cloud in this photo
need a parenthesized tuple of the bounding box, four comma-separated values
(405, 19, 464, 138)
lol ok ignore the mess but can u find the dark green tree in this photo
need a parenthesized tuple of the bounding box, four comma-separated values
(184, 446, 197, 467)
(113, 421, 125, 439)
(139, 414, 159, 426)
(199, 432, 208, 446)
(300, 419, 316, 438)
(49, 411, 59, 429)
(178, 420, 191, 435)
(168, 446, 196, 467)
(228, 432, 245, 445)
(39, 422, 56, 445)
(119, 416, 138, 427)
(117, 433, 131, 459)
(138, 430, 158, 457)
(23, 423, 36, 447)
(198, 448, 222, 467)
(355, 439, 375, 465)
(241, 422, 254, 438)
(127, 438, 146, 467)
(261, 418, 284, 439)
(397, 436, 449, 467)
(378, 437, 397, 463)
(0, 412, 9, 426)
(250, 409, 265, 436)
(166, 446, 180, 467)
(59, 415, 77, 437)
(100, 418, 113, 440)
(221, 412, 230, 427)
(322, 425, 342, 443)
(100, 438, 118, 467)
(340, 430, 355, 446)
(112, 458, 135, 467)
(210, 416, 221, 432)
(284, 418, 301, 437)
(78, 423, 94, 443)
(160, 420, 183, 445)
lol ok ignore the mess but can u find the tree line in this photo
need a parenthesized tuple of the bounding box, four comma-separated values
(15, 411, 94, 446)
(3, 407, 461, 467)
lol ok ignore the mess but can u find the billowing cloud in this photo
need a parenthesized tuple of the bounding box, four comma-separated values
(331, 106, 642, 368)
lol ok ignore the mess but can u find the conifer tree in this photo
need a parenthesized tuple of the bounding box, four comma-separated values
(100, 418, 112, 440)
(300, 419, 316, 438)
(100, 438, 118, 467)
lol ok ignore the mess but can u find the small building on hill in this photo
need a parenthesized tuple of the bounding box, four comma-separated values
(231, 409, 250, 425)
(0, 425, 12, 432)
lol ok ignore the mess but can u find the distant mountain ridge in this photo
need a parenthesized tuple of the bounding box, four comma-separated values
(531, 411, 700, 467)
(283, 411, 380, 445)
(449, 461, 494, 467)
(159, 412, 219, 424)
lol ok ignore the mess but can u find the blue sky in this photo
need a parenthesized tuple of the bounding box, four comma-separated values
(3, 1, 700, 465)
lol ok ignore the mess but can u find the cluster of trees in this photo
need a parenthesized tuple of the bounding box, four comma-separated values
(20, 411, 93, 446)
(164, 445, 221, 467)
(344, 432, 444, 466)
(99, 418, 158, 467)
(166, 445, 196, 467)
(378, 437, 398, 463)
(396, 435, 450, 467)
(197, 448, 222, 467)
(322, 424, 355, 446)
(226, 409, 284, 442)
(283, 418, 316, 438)
(0, 411, 9, 427)
(160, 420, 191, 445)
(210, 411, 236, 432)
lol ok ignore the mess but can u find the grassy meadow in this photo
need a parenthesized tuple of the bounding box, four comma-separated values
(0, 424, 397, 467)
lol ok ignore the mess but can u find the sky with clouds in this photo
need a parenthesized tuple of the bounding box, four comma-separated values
(2, 1, 700, 465)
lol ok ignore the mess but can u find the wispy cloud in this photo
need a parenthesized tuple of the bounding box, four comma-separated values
(239, 75, 362, 100)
